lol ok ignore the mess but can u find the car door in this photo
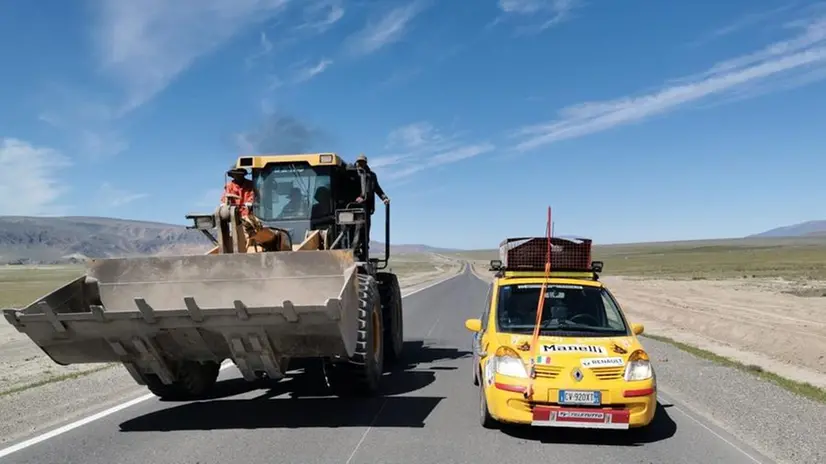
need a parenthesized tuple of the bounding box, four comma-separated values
(473, 283, 494, 385)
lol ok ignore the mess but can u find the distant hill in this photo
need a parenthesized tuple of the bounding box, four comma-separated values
(748, 220, 826, 238)
(0, 216, 455, 264)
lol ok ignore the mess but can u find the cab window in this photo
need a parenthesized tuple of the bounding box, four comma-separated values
(495, 283, 629, 336)
(253, 162, 332, 221)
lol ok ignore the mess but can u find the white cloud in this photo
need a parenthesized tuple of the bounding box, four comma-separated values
(294, 0, 345, 33)
(98, 182, 149, 207)
(689, 3, 797, 47)
(345, 1, 428, 56)
(0, 138, 72, 215)
(511, 15, 826, 152)
(78, 129, 129, 159)
(495, 0, 582, 32)
(372, 122, 495, 180)
(292, 58, 333, 83)
(37, 88, 129, 159)
(245, 31, 275, 68)
(93, 0, 292, 115)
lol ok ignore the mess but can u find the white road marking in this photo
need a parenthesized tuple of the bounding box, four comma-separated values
(672, 406, 764, 464)
(401, 261, 465, 298)
(0, 264, 467, 459)
(658, 390, 768, 463)
(344, 399, 388, 464)
(0, 361, 234, 460)
(425, 311, 444, 339)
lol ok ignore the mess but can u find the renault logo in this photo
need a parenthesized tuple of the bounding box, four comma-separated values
(571, 367, 583, 382)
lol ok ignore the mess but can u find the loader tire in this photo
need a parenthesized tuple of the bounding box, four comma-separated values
(143, 360, 221, 401)
(328, 272, 384, 396)
(378, 272, 404, 366)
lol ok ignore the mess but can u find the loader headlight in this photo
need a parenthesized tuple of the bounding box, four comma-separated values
(337, 211, 355, 224)
(336, 209, 365, 225)
(186, 214, 216, 230)
(624, 349, 653, 381)
(493, 346, 528, 379)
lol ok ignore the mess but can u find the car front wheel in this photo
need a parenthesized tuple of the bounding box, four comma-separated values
(479, 377, 498, 429)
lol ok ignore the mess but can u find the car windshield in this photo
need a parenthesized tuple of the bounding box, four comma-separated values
(496, 283, 629, 336)
(253, 162, 332, 222)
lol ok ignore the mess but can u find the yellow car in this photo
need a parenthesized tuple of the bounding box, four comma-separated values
(465, 236, 657, 430)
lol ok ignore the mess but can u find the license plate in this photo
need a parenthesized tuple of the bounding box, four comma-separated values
(558, 390, 601, 405)
(532, 406, 629, 429)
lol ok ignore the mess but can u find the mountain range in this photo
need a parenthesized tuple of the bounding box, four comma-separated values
(746, 220, 826, 238)
(0, 216, 823, 264)
(0, 216, 455, 264)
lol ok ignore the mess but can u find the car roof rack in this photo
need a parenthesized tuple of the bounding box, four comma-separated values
(488, 236, 603, 281)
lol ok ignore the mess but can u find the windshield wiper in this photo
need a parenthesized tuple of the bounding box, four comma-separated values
(541, 324, 619, 333)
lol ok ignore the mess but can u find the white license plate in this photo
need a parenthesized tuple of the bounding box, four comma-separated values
(558, 390, 601, 405)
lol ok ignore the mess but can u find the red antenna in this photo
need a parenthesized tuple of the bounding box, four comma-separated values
(525, 206, 553, 398)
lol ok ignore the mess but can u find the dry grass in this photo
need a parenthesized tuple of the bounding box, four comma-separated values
(644, 334, 826, 404)
(451, 236, 826, 281)
(0, 265, 84, 308)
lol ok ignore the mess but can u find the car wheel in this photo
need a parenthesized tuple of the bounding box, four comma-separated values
(479, 380, 497, 429)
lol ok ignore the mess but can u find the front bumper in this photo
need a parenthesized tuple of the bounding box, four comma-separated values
(487, 377, 657, 429)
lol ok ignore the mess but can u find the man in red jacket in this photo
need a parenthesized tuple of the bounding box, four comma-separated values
(221, 166, 256, 218)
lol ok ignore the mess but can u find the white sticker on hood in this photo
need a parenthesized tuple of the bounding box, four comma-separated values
(541, 344, 606, 355)
(581, 357, 624, 368)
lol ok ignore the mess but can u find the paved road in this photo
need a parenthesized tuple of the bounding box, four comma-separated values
(2, 266, 775, 464)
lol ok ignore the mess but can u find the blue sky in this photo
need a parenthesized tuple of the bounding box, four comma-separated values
(1, 0, 826, 249)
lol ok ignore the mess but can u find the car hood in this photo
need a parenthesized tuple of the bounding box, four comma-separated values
(495, 332, 641, 364)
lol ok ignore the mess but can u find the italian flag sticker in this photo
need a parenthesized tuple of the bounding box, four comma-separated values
(535, 355, 552, 365)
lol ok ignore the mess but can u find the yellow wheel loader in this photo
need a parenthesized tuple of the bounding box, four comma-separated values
(2, 153, 404, 399)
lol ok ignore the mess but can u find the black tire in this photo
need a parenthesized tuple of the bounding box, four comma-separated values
(479, 377, 498, 429)
(142, 360, 221, 400)
(377, 271, 404, 365)
(328, 272, 384, 396)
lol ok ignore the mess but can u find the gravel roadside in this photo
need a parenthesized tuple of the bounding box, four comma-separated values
(644, 336, 826, 464)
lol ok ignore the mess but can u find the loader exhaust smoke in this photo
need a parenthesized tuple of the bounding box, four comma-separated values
(235, 112, 333, 153)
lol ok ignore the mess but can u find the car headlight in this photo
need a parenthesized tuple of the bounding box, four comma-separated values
(493, 346, 528, 378)
(624, 349, 653, 381)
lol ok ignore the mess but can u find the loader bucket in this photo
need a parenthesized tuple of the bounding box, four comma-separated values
(3, 250, 361, 381)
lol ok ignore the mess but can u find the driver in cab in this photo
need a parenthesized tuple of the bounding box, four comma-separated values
(278, 187, 307, 219)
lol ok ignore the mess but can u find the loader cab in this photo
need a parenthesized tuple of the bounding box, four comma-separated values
(250, 160, 365, 247)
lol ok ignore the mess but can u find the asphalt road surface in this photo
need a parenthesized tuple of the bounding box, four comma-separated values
(2, 267, 776, 464)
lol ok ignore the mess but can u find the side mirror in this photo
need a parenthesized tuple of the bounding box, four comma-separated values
(465, 318, 483, 333)
(489, 259, 503, 271)
(631, 323, 644, 335)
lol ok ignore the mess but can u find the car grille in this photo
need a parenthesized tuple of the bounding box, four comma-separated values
(533, 365, 624, 380)
(534, 365, 563, 379)
(590, 366, 624, 380)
